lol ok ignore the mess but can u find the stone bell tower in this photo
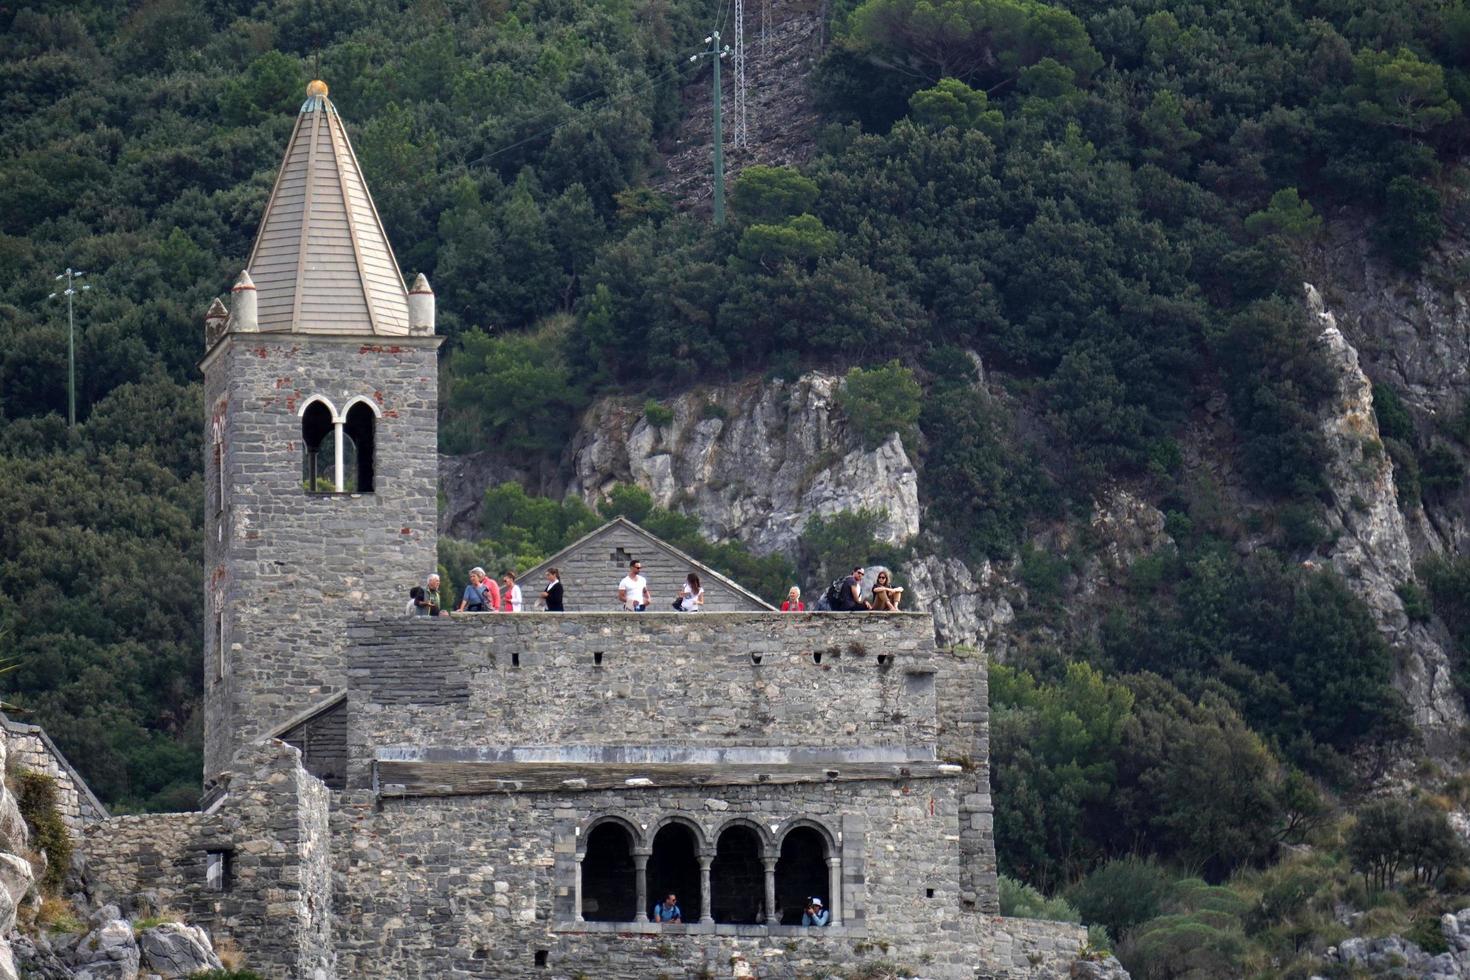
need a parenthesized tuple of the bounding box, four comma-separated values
(199, 80, 441, 779)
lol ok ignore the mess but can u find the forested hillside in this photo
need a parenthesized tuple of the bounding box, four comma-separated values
(4, 0, 1470, 972)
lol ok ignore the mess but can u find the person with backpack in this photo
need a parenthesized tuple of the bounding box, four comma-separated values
(827, 567, 869, 611)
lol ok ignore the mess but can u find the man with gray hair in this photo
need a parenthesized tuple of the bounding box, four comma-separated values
(421, 573, 444, 616)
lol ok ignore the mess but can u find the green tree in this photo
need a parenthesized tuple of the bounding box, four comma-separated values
(1110, 674, 1284, 878)
(1376, 176, 1444, 267)
(907, 78, 1004, 134)
(1067, 857, 1177, 944)
(836, 360, 922, 449)
(1243, 188, 1323, 242)
(799, 509, 903, 586)
(847, 0, 1102, 88)
(731, 165, 820, 223)
(442, 320, 587, 456)
(733, 214, 839, 272)
(991, 662, 1134, 889)
(1349, 47, 1461, 134)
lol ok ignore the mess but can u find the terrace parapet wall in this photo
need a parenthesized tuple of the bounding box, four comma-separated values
(343, 611, 959, 788)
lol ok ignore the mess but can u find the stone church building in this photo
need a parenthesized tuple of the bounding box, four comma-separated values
(68, 83, 1088, 978)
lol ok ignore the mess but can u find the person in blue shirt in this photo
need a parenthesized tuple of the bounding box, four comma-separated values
(653, 893, 682, 923)
(802, 897, 830, 927)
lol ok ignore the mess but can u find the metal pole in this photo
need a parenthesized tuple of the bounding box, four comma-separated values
(712, 33, 725, 226)
(67, 280, 75, 428)
(49, 268, 89, 428)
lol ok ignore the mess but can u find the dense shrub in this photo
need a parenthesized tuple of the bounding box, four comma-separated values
(1067, 858, 1177, 943)
(798, 510, 905, 588)
(1347, 799, 1469, 891)
(999, 874, 1083, 923)
(836, 361, 922, 449)
(15, 770, 71, 893)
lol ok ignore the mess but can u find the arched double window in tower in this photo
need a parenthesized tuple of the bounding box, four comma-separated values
(299, 397, 377, 493)
(579, 822, 637, 923)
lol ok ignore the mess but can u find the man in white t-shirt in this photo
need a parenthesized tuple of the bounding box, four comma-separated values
(617, 559, 651, 612)
(501, 570, 523, 612)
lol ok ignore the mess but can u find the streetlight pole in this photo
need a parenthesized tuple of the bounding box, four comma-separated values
(48, 268, 90, 428)
(691, 32, 732, 225)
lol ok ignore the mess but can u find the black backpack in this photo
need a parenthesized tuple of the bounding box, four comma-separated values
(823, 578, 848, 611)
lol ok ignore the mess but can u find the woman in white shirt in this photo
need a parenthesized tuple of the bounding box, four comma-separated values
(679, 572, 705, 612)
(501, 571, 523, 612)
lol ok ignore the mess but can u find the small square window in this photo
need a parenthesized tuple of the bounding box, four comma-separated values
(206, 850, 234, 892)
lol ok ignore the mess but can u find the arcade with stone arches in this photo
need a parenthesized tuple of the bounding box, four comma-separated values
(573, 813, 844, 928)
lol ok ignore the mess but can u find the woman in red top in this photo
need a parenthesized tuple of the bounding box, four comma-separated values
(780, 586, 805, 611)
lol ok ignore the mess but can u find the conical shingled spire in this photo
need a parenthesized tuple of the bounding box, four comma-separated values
(244, 81, 412, 335)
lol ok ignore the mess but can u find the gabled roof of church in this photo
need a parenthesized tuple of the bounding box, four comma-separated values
(245, 80, 412, 335)
(519, 516, 778, 611)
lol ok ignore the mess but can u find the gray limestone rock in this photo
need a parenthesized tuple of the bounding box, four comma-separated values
(11, 934, 70, 980)
(566, 371, 920, 556)
(902, 555, 1014, 653)
(87, 904, 122, 928)
(1071, 956, 1131, 980)
(1307, 283, 1469, 750)
(0, 853, 33, 913)
(138, 922, 223, 978)
(70, 919, 140, 980)
(0, 742, 27, 857)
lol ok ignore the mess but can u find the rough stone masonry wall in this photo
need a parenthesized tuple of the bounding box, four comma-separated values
(202, 334, 439, 777)
(937, 647, 999, 915)
(344, 612, 946, 784)
(81, 741, 334, 980)
(1, 714, 107, 834)
(330, 778, 1015, 979)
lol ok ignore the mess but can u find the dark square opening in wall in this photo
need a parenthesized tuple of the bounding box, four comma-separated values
(512, 652, 521, 668)
(534, 950, 548, 968)
(926, 887, 935, 898)
(206, 849, 234, 892)
(593, 651, 604, 667)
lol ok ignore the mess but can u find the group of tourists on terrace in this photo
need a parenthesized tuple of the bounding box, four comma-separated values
(405, 560, 904, 615)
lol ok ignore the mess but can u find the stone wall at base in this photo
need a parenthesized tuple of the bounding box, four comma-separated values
(1, 713, 108, 834)
(80, 741, 334, 980)
(326, 775, 1047, 980)
(978, 917, 1092, 979)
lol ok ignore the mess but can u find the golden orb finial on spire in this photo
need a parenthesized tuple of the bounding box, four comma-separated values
(306, 79, 329, 98)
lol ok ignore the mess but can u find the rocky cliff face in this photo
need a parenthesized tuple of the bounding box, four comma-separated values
(1310, 223, 1470, 557)
(565, 372, 920, 556)
(440, 260, 1468, 753)
(1308, 283, 1468, 746)
(0, 739, 32, 980)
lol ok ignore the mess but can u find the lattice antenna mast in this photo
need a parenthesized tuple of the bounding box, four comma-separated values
(733, 0, 750, 147)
